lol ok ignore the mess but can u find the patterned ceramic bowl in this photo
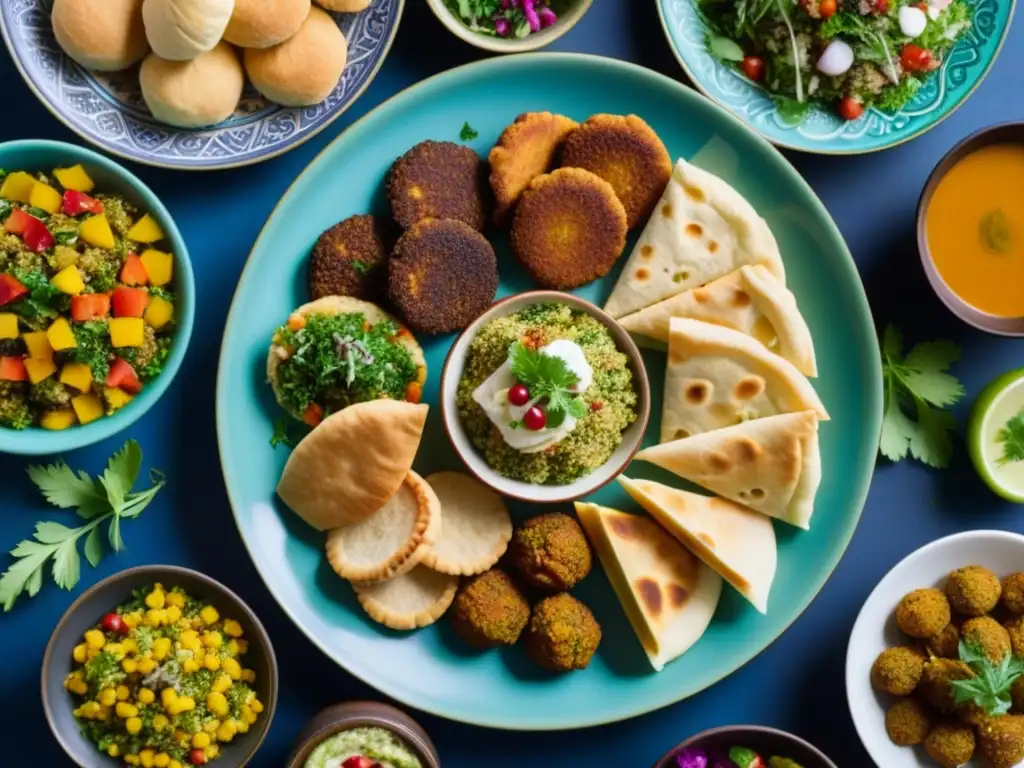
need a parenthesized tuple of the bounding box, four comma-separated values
(656, 0, 1016, 153)
(0, 0, 404, 170)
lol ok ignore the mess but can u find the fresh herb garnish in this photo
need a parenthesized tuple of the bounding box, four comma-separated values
(773, 95, 813, 126)
(27, 206, 50, 220)
(270, 418, 304, 449)
(53, 227, 78, 246)
(980, 209, 1013, 254)
(459, 122, 479, 141)
(997, 411, 1024, 466)
(7, 269, 61, 320)
(72, 320, 114, 383)
(508, 341, 589, 429)
(820, 12, 899, 84)
(879, 324, 965, 469)
(950, 640, 1024, 716)
(0, 441, 166, 611)
(351, 259, 370, 275)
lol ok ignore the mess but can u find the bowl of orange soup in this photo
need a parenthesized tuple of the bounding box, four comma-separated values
(919, 123, 1024, 335)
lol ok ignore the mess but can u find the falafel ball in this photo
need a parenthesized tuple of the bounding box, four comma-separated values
(488, 112, 578, 226)
(560, 114, 672, 229)
(947, 565, 1002, 617)
(885, 698, 932, 746)
(308, 214, 391, 301)
(927, 623, 961, 659)
(1013, 676, 1024, 714)
(962, 615, 1012, 663)
(1003, 573, 1024, 614)
(979, 714, 1024, 768)
(524, 593, 601, 672)
(897, 588, 952, 639)
(451, 569, 530, 649)
(509, 513, 592, 592)
(925, 722, 976, 768)
(1006, 615, 1024, 657)
(388, 218, 497, 334)
(510, 167, 627, 290)
(872, 646, 925, 695)
(387, 140, 489, 232)
(919, 658, 974, 713)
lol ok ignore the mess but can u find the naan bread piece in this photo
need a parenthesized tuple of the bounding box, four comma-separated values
(603, 158, 785, 319)
(637, 411, 822, 530)
(277, 400, 428, 530)
(354, 565, 459, 631)
(421, 472, 512, 576)
(618, 265, 817, 377)
(661, 318, 827, 443)
(575, 502, 722, 671)
(618, 477, 777, 614)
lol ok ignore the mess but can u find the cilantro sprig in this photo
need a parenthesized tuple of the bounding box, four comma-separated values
(950, 640, 1024, 716)
(997, 411, 1024, 466)
(879, 324, 965, 469)
(508, 341, 589, 429)
(0, 441, 165, 611)
(459, 122, 479, 141)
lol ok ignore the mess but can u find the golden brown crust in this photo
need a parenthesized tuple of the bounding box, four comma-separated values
(224, 0, 309, 48)
(354, 566, 459, 630)
(387, 141, 489, 232)
(420, 471, 512, 576)
(309, 215, 392, 301)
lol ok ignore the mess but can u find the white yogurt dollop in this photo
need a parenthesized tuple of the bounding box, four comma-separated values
(899, 6, 928, 37)
(816, 39, 854, 77)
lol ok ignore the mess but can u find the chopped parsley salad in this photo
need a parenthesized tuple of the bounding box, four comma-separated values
(701, 0, 972, 122)
(0, 165, 177, 431)
(65, 584, 265, 767)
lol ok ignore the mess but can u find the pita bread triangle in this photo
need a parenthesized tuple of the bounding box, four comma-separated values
(618, 476, 777, 614)
(618, 265, 817, 377)
(575, 502, 722, 671)
(637, 411, 822, 530)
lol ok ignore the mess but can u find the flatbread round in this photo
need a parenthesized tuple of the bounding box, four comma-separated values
(267, 295, 428, 420)
(326, 470, 441, 583)
(421, 472, 512, 576)
(354, 565, 459, 630)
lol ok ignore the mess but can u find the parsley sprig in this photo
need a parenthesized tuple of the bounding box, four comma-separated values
(997, 411, 1024, 466)
(0, 441, 165, 611)
(950, 640, 1024, 716)
(508, 341, 588, 429)
(879, 324, 965, 469)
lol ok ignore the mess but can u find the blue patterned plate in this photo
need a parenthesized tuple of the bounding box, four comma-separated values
(657, 0, 1015, 153)
(0, 0, 403, 170)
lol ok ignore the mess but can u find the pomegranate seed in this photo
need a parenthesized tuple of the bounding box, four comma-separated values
(342, 758, 375, 768)
(507, 383, 530, 406)
(590, 400, 604, 412)
(188, 748, 207, 765)
(100, 612, 127, 635)
(523, 406, 546, 431)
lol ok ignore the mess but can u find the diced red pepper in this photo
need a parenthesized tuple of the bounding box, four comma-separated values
(22, 216, 53, 252)
(111, 286, 149, 318)
(70, 293, 111, 322)
(4, 208, 32, 235)
(0, 274, 28, 305)
(106, 357, 142, 395)
(741, 56, 765, 82)
(874, 0, 890, 12)
(303, 402, 324, 427)
(61, 189, 104, 216)
(120, 252, 148, 286)
(819, 0, 837, 16)
(901, 43, 938, 72)
(838, 96, 865, 121)
(0, 356, 27, 382)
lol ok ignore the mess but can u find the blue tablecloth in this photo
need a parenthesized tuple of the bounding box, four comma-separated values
(2, 2, 1023, 765)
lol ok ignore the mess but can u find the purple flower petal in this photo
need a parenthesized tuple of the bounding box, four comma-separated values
(500, 0, 519, 8)
(537, 6, 557, 26)
(522, 0, 541, 31)
(676, 750, 709, 768)
(493, 16, 512, 35)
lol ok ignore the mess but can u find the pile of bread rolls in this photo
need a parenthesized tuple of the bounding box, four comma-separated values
(51, 0, 368, 129)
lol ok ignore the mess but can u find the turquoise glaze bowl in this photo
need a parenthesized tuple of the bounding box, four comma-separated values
(0, 141, 194, 456)
(216, 53, 882, 729)
(657, 0, 1016, 153)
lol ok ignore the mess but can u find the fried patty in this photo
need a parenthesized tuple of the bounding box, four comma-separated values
(388, 218, 498, 334)
(488, 112, 578, 227)
(560, 114, 672, 229)
(511, 167, 627, 290)
(387, 140, 489, 232)
(308, 214, 391, 301)
(451, 569, 530, 649)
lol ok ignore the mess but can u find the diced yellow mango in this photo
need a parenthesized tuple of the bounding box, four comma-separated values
(51, 265, 85, 295)
(53, 165, 95, 193)
(60, 362, 93, 393)
(126, 214, 164, 244)
(103, 387, 133, 413)
(41, 409, 76, 430)
(1, 171, 37, 203)
(0, 313, 18, 339)
(72, 394, 104, 425)
(24, 357, 57, 384)
(109, 317, 144, 348)
(29, 182, 62, 214)
(46, 317, 77, 351)
(139, 250, 173, 286)
(23, 331, 52, 360)
(144, 296, 173, 330)
(80, 214, 115, 249)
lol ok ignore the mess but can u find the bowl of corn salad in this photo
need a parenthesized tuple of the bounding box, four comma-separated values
(43, 565, 277, 767)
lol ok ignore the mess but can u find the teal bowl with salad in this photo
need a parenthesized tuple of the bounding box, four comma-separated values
(657, 0, 1015, 152)
(0, 140, 194, 455)
(426, 0, 593, 52)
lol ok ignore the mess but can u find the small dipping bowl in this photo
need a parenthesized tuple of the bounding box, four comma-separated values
(918, 122, 1024, 336)
(424, 0, 593, 54)
(652, 725, 839, 768)
(285, 701, 440, 768)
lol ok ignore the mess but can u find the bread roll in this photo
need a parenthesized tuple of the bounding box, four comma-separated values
(224, 0, 310, 48)
(142, 0, 234, 61)
(315, 0, 372, 11)
(139, 42, 244, 128)
(244, 8, 347, 107)
(51, 0, 149, 71)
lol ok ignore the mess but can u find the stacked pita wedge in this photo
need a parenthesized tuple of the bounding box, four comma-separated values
(636, 411, 822, 530)
(618, 477, 777, 614)
(576, 502, 722, 671)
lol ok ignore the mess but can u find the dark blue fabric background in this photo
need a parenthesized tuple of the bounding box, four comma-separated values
(1, 2, 1021, 765)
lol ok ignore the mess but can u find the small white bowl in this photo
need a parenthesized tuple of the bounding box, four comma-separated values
(424, 0, 593, 54)
(846, 530, 1024, 768)
(440, 290, 650, 504)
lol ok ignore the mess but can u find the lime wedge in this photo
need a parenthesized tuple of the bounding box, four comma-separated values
(968, 368, 1024, 503)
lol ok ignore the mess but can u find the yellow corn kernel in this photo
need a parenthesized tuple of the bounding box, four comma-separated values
(179, 629, 200, 650)
(206, 691, 228, 718)
(145, 608, 166, 627)
(115, 701, 138, 718)
(125, 716, 143, 735)
(169, 762, 182, 768)
(169, 695, 195, 715)
(203, 719, 220, 734)
(152, 636, 172, 660)
(152, 714, 169, 732)
(137, 657, 158, 675)
(204, 654, 220, 672)
(115, 685, 131, 701)
(199, 605, 219, 625)
(182, 658, 200, 674)
(241, 668, 256, 683)
(234, 639, 249, 655)
(193, 648, 206, 664)
(222, 619, 243, 638)
(225, 639, 240, 656)
(76, 701, 100, 718)
(250, 698, 264, 714)
(160, 688, 176, 707)
(97, 688, 117, 707)
(205, 745, 220, 760)
(107, 744, 120, 758)
(235, 719, 249, 735)
(125, 756, 140, 766)
(202, 631, 223, 649)
(86, 646, 100, 661)
(123, 611, 142, 628)
(137, 687, 155, 705)
(121, 658, 138, 675)
(215, 721, 236, 743)
(173, 728, 189, 745)
(211, 673, 232, 694)
(240, 705, 257, 725)
(145, 589, 165, 609)
(53, 164, 95, 193)
(139, 749, 155, 768)
(72, 643, 87, 663)
(153, 754, 170, 768)
(84, 629, 105, 649)
(165, 591, 185, 608)
(165, 604, 182, 623)
(192, 732, 211, 749)
(103, 642, 125, 658)
(121, 637, 138, 655)
(221, 657, 242, 680)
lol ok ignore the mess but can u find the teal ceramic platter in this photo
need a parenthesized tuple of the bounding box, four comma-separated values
(657, 0, 1016, 154)
(216, 53, 882, 729)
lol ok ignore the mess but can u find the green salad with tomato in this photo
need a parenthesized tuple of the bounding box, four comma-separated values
(701, 0, 971, 122)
